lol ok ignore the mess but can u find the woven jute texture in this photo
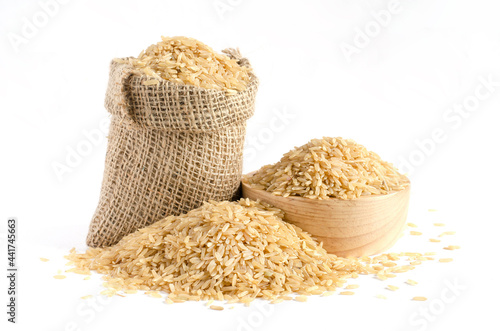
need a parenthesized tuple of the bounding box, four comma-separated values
(87, 49, 258, 247)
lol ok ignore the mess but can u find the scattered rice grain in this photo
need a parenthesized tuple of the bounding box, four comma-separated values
(295, 295, 308, 302)
(412, 296, 427, 301)
(387, 285, 399, 291)
(439, 258, 453, 263)
(210, 305, 224, 311)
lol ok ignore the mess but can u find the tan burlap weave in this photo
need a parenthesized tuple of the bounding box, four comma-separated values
(87, 49, 257, 247)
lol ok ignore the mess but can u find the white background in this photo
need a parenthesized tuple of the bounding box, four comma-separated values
(1, 0, 499, 330)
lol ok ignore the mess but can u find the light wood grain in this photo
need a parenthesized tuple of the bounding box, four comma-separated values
(241, 177, 410, 257)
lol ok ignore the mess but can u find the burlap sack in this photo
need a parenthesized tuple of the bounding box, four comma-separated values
(87, 49, 258, 247)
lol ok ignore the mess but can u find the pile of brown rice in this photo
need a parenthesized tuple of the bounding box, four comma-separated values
(66, 199, 422, 303)
(244, 137, 408, 200)
(115, 36, 251, 93)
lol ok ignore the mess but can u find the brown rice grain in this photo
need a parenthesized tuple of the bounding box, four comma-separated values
(439, 231, 456, 237)
(210, 305, 224, 311)
(439, 258, 453, 263)
(412, 296, 427, 301)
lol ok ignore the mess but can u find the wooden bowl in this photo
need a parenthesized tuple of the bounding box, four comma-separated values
(241, 177, 410, 257)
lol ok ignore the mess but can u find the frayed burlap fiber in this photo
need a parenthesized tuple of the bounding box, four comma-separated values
(87, 50, 258, 247)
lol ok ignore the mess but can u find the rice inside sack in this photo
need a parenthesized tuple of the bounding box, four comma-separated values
(116, 36, 251, 94)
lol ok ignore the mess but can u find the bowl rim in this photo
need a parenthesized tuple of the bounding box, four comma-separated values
(241, 172, 411, 204)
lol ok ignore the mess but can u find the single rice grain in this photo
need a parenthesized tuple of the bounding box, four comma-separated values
(412, 296, 427, 301)
(439, 258, 453, 263)
(295, 295, 308, 302)
(210, 305, 224, 311)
